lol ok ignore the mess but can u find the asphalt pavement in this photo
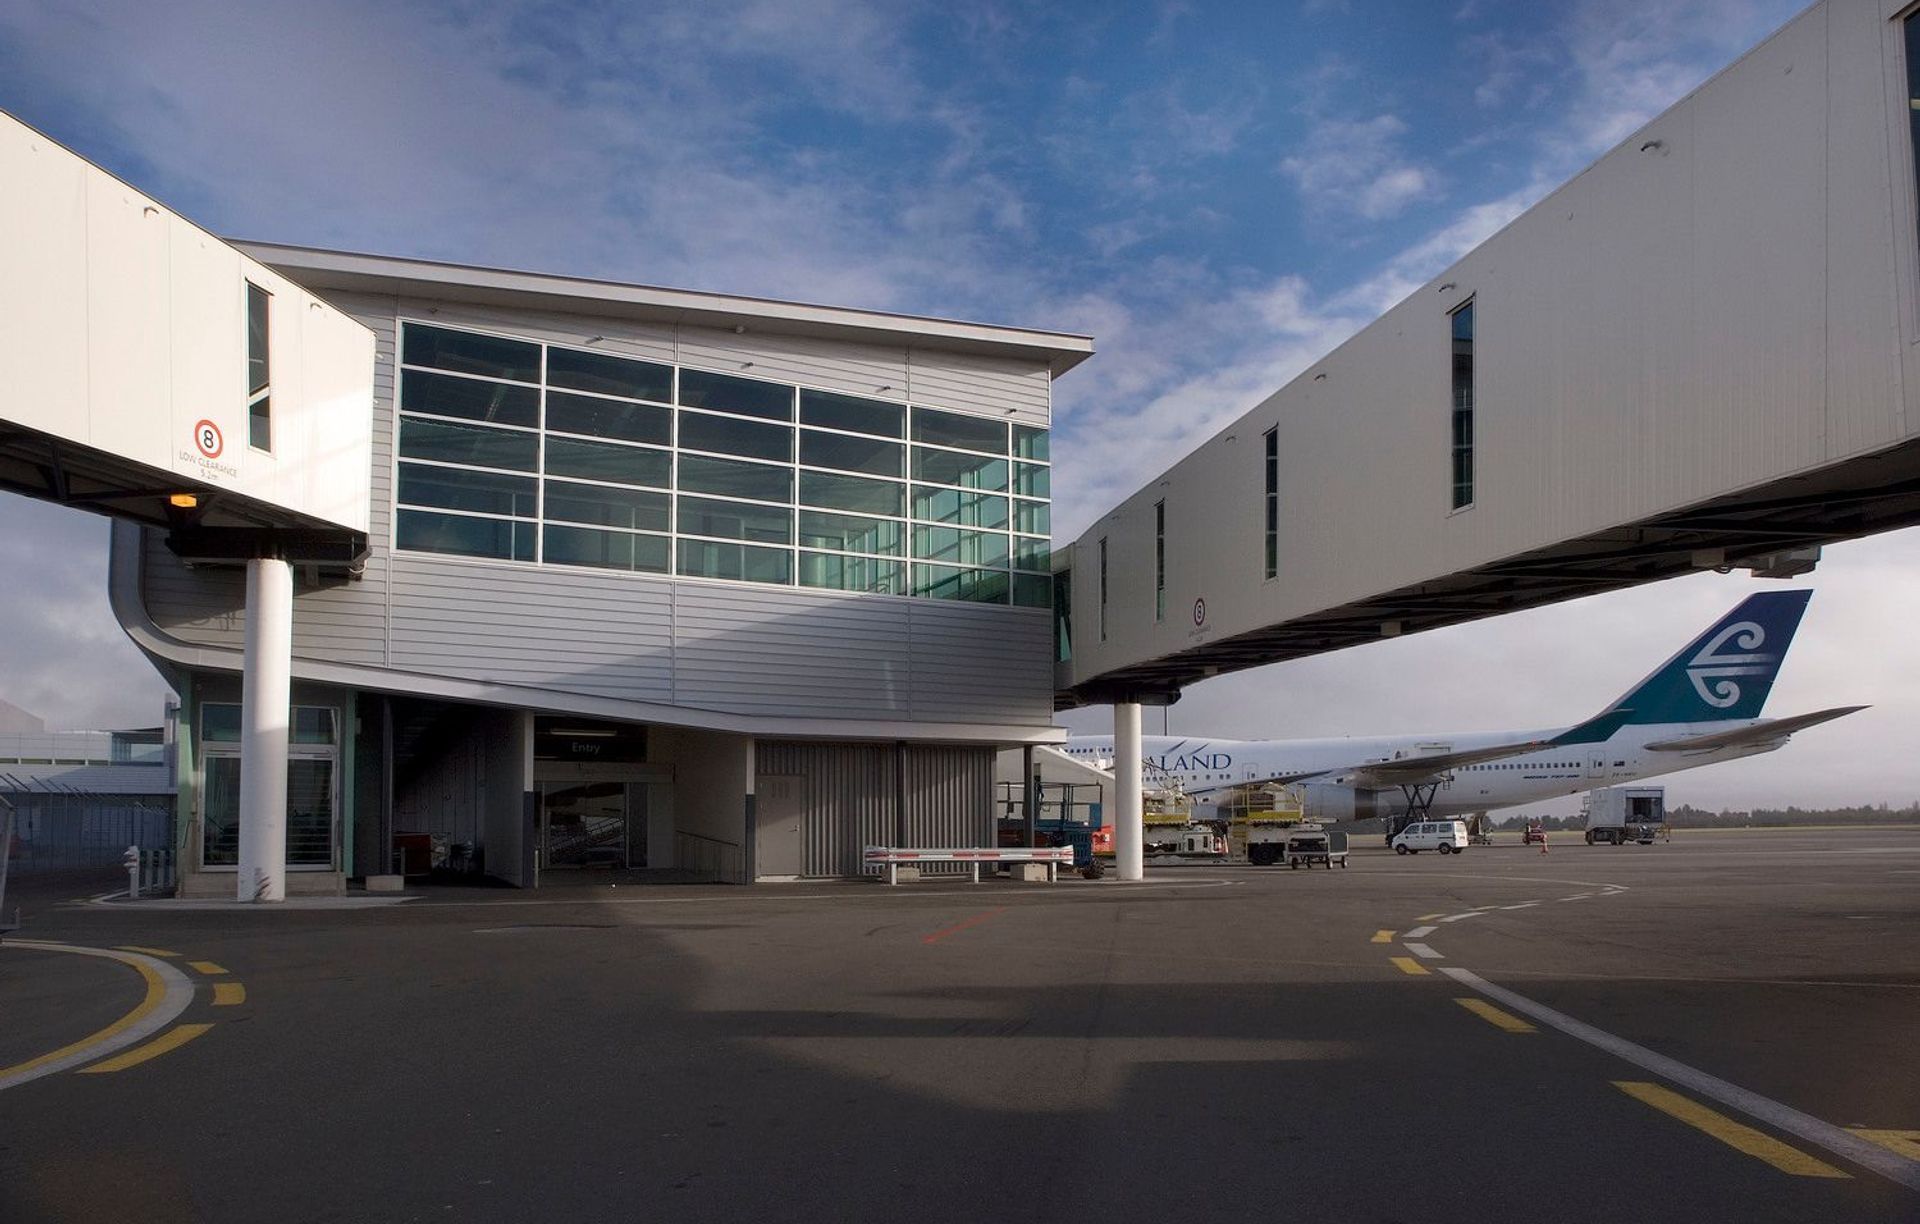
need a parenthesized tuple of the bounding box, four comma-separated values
(2, 827, 1916, 1223)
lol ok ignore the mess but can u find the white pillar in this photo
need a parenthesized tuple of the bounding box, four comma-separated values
(1114, 701, 1144, 881)
(238, 557, 293, 902)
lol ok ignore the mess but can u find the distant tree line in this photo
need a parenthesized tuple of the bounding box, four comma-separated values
(1491, 803, 1920, 831)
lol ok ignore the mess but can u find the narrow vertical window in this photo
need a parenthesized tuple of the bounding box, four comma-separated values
(1449, 300, 1474, 511)
(1909, 14, 1920, 252)
(1098, 536, 1109, 642)
(247, 282, 272, 451)
(1153, 500, 1166, 623)
(1262, 427, 1278, 579)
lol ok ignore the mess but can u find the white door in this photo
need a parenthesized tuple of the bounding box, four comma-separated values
(755, 776, 804, 878)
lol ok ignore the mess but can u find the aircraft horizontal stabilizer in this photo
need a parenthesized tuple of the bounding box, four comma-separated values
(1642, 705, 1868, 753)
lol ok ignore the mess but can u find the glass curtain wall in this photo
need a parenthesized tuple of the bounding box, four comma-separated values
(394, 322, 1052, 606)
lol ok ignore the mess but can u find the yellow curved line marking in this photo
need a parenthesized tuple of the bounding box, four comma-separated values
(116, 945, 179, 958)
(0, 958, 164, 1081)
(212, 982, 247, 1007)
(188, 960, 228, 976)
(77, 1023, 215, 1074)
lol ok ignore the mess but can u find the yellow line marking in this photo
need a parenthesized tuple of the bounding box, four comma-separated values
(1454, 997, 1536, 1033)
(1417, 912, 1444, 921)
(0, 959, 165, 1080)
(211, 982, 247, 1007)
(1370, 929, 1395, 944)
(1849, 1129, 1920, 1161)
(116, 946, 179, 958)
(1613, 1082, 1850, 1179)
(188, 961, 229, 976)
(1389, 956, 1430, 976)
(77, 1024, 215, 1074)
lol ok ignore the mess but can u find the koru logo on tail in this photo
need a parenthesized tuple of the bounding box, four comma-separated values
(1686, 620, 1773, 708)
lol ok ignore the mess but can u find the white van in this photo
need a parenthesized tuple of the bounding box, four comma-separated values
(1391, 820, 1469, 855)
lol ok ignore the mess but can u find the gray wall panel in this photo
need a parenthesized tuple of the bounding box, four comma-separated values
(760, 740, 991, 877)
(678, 325, 908, 398)
(908, 348, 1050, 426)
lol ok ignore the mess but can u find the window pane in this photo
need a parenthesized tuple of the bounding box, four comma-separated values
(1012, 573, 1051, 608)
(401, 369, 540, 428)
(546, 346, 672, 402)
(1013, 499, 1049, 535)
(800, 390, 905, 438)
(403, 324, 541, 383)
(544, 524, 670, 573)
(1013, 462, 1049, 498)
(799, 471, 903, 516)
(544, 481, 669, 532)
(399, 463, 537, 517)
(912, 406, 1006, 453)
(677, 496, 793, 543)
(798, 552, 903, 595)
(913, 447, 1008, 490)
(397, 509, 536, 561)
(1013, 535, 1050, 572)
(246, 283, 270, 396)
(399, 417, 539, 471)
(291, 707, 336, 745)
(797, 511, 902, 555)
(202, 703, 241, 743)
(1013, 424, 1049, 461)
(912, 525, 1009, 568)
(678, 454, 793, 502)
(202, 755, 240, 865)
(679, 369, 794, 421)
(679, 411, 793, 462)
(249, 394, 272, 452)
(545, 437, 671, 487)
(799, 430, 903, 477)
(676, 540, 792, 584)
(286, 758, 334, 866)
(914, 485, 1008, 528)
(911, 563, 1009, 604)
(546, 392, 670, 445)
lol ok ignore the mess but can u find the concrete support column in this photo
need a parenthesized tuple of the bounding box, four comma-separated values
(238, 557, 293, 902)
(1113, 701, 1144, 881)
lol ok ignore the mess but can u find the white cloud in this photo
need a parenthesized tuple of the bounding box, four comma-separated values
(1280, 113, 1436, 222)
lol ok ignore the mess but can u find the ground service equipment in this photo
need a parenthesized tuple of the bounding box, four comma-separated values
(1582, 786, 1666, 845)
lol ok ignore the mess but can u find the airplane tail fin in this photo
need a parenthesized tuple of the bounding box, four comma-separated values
(1582, 589, 1813, 729)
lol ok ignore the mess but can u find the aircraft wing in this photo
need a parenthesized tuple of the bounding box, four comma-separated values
(1642, 705, 1868, 753)
(1341, 739, 1554, 790)
(1187, 737, 1554, 797)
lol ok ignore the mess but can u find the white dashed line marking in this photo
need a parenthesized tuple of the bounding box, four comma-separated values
(1404, 942, 1443, 960)
(1440, 912, 1483, 923)
(1501, 902, 1541, 910)
(1405, 925, 1437, 939)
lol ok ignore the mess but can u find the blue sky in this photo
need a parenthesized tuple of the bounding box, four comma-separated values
(5, 0, 1914, 810)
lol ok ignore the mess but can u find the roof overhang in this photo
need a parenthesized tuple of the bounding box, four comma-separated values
(234, 242, 1096, 379)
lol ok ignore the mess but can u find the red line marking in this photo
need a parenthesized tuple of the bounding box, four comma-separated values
(922, 907, 1008, 946)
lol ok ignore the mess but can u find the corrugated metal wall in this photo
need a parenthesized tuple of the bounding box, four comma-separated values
(757, 740, 993, 877)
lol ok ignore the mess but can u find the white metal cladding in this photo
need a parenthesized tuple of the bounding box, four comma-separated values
(0, 112, 373, 532)
(757, 740, 993, 877)
(1066, 0, 1920, 693)
(127, 288, 1056, 731)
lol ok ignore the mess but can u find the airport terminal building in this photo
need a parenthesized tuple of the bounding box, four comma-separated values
(104, 246, 1091, 893)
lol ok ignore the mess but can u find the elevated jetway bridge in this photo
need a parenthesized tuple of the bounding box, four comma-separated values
(1059, 0, 1920, 878)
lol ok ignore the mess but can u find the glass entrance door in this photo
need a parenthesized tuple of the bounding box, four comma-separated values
(540, 782, 634, 869)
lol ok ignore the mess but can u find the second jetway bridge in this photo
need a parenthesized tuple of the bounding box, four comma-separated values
(1060, 0, 1920, 875)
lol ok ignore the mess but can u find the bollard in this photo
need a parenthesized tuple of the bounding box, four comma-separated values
(124, 845, 141, 899)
